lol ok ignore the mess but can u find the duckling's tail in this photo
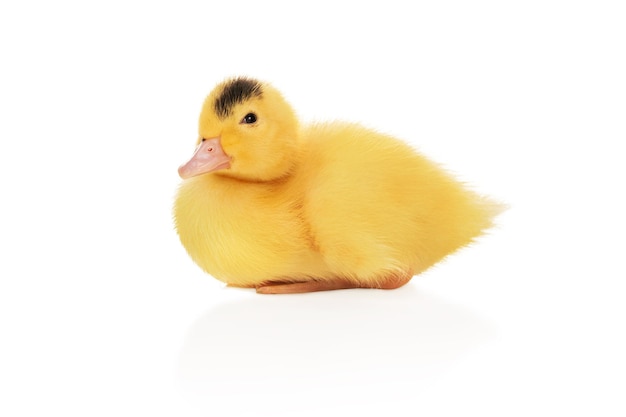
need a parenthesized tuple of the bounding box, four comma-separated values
(420, 191, 507, 272)
(479, 196, 509, 224)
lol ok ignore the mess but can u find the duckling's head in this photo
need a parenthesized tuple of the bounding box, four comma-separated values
(178, 77, 299, 182)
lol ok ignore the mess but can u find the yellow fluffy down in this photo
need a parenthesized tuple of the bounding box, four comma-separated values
(174, 77, 503, 290)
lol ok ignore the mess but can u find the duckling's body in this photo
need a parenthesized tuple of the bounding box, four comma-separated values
(174, 77, 501, 294)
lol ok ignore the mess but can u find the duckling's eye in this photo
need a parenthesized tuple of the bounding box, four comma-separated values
(241, 113, 257, 124)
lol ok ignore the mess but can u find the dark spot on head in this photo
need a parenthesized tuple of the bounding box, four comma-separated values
(214, 77, 263, 119)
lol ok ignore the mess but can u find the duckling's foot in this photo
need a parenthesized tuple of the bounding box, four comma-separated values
(256, 279, 357, 294)
(256, 273, 412, 294)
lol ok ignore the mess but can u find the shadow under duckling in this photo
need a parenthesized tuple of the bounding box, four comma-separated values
(174, 77, 503, 294)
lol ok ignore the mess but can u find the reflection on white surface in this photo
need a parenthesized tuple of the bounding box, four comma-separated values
(178, 285, 496, 416)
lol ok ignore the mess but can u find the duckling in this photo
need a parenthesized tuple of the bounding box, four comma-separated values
(174, 77, 502, 294)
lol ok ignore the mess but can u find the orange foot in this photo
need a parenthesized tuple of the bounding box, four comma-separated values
(256, 272, 412, 294)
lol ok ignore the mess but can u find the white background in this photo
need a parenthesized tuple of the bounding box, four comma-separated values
(1, 1, 625, 416)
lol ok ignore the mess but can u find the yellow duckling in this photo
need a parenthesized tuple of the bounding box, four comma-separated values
(174, 77, 502, 294)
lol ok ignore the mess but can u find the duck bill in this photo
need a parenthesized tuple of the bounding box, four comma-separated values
(178, 138, 231, 179)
